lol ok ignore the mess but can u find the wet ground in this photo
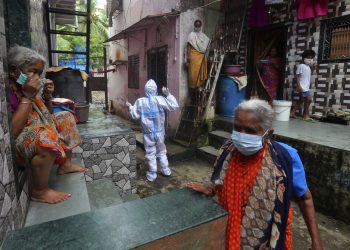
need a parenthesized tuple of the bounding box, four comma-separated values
(136, 154, 350, 250)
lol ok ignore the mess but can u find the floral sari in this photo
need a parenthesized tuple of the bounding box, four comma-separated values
(11, 92, 81, 166)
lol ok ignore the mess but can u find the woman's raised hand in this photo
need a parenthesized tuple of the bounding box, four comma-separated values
(43, 79, 54, 100)
(21, 75, 41, 98)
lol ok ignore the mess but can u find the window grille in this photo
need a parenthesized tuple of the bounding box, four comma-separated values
(330, 26, 350, 59)
(319, 15, 350, 63)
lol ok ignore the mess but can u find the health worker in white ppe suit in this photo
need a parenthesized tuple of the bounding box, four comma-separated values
(126, 79, 179, 182)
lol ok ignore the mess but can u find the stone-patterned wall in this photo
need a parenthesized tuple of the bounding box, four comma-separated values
(0, 0, 30, 247)
(284, 1, 350, 115)
(30, 0, 49, 61)
(72, 133, 137, 196)
(238, 0, 350, 114)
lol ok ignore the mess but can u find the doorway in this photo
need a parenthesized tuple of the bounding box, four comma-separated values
(147, 45, 168, 94)
(246, 25, 288, 101)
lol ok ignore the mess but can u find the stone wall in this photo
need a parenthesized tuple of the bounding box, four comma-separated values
(0, 0, 30, 247)
(274, 134, 350, 223)
(0, 0, 49, 246)
(72, 133, 137, 196)
(30, 0, 49, 62)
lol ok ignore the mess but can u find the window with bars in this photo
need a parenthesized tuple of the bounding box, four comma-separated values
(319, 15, 350, 63)
(128, 55, 139, 89)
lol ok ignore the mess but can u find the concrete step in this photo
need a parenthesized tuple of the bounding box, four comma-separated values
(25, 163, 91, 227)
(209, 130, 231, 149)
(196, 146, 219, 165)
(4, 189, 227, 250)
(86, 178, 123, 210)
(213, 116, 234, 134)
(86, 178, 140, 210)
(136, 132, 196, 163)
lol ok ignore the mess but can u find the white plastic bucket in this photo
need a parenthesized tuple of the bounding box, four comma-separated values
(273, 100, 292, 121)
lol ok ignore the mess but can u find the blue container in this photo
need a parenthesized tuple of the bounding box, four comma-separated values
(218, 76, 246, 117)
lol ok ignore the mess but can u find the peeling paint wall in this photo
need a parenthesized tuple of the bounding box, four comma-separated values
(108, 0, 220, 133)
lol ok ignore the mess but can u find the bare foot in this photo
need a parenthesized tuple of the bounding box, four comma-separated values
(57, 163, 87, 175)
(31, 188, 71, 204)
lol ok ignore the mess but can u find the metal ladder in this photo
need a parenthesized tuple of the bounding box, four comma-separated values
(174, 44, 225, 147)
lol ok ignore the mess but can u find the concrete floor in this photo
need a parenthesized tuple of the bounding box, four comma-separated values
(136, 154, 350, 250)
(273, 118, 350, 150)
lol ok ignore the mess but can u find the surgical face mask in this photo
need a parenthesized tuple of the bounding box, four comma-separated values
(16, 71, 28, 85)
(231, 130, 269, 156)
(304, 58, 314, 65)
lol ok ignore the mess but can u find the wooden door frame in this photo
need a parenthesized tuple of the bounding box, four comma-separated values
(246, 23, 289, 100)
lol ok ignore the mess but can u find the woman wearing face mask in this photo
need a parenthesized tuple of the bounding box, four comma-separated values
(8, 46, 85, 204)
(187, 99, 323, 250)
(290, 49, 316, 121)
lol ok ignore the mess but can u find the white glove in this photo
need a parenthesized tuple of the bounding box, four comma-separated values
(126, 102, 132, 107)
(162, 87, 170, 97)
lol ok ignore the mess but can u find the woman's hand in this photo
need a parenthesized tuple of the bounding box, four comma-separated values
(21, 76, 41, 98)
(43, 79, 54, 100)
(186, 181, 214, 196)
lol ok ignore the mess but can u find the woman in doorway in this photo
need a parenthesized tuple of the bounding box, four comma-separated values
(260, 47, 282, 99)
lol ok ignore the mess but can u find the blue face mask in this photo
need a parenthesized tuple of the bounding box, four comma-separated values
(16, 72, 28, 85)
(231, 130, 269, 156)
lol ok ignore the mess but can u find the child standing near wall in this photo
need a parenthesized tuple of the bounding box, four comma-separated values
(126, 79, 179, 182)
(290, 49, 316, 121)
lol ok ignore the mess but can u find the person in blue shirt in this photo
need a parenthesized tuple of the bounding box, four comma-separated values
(187, 99, 323, 250)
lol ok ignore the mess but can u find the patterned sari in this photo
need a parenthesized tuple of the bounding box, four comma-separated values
(261, 56, 281, 99)
(13, 96, 81, 166)
(211, 139, 293, 250)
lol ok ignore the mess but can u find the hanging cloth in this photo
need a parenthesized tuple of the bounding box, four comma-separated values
(249, 0, 270, 28)
(297, 0, 329, 20)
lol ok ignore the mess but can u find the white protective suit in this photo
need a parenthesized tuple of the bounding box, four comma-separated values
(128, 80, 179, 181)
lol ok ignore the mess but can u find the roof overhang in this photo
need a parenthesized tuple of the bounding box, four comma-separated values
(104, 11, 180, 43)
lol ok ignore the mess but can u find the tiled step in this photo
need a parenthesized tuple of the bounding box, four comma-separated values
(25, 164, 91, 227)
(4, 189, 227, 250)
(136, 132, 196, 163)
(86, 178, 140, 210)
(86, 179, 123, 210)
(196, 146, 219, 165)
(209, 130, 231, 149)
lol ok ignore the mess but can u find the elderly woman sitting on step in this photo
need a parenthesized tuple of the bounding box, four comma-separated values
(187, 99, 323, 250)
(8, 46, 86, 204)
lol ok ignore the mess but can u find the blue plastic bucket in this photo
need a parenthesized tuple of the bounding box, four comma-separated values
(218, 77, 246, 117)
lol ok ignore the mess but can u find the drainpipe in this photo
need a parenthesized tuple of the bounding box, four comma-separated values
(174, 16, 179, 62)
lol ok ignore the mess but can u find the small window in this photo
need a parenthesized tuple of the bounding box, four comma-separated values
(128, 55, 139, 89)
(319, 15, 350, 63)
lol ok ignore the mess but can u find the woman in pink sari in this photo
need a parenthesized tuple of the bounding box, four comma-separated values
(260, 47, 282, 99)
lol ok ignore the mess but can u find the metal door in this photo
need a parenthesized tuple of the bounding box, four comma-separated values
(147, 46, 168, 94)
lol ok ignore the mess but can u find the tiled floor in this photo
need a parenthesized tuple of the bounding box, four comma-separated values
(77, 107, 132, 139)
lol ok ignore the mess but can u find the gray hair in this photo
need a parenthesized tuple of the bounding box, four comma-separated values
(7, 46, 46, 69)
(234, 99, 274, 131)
